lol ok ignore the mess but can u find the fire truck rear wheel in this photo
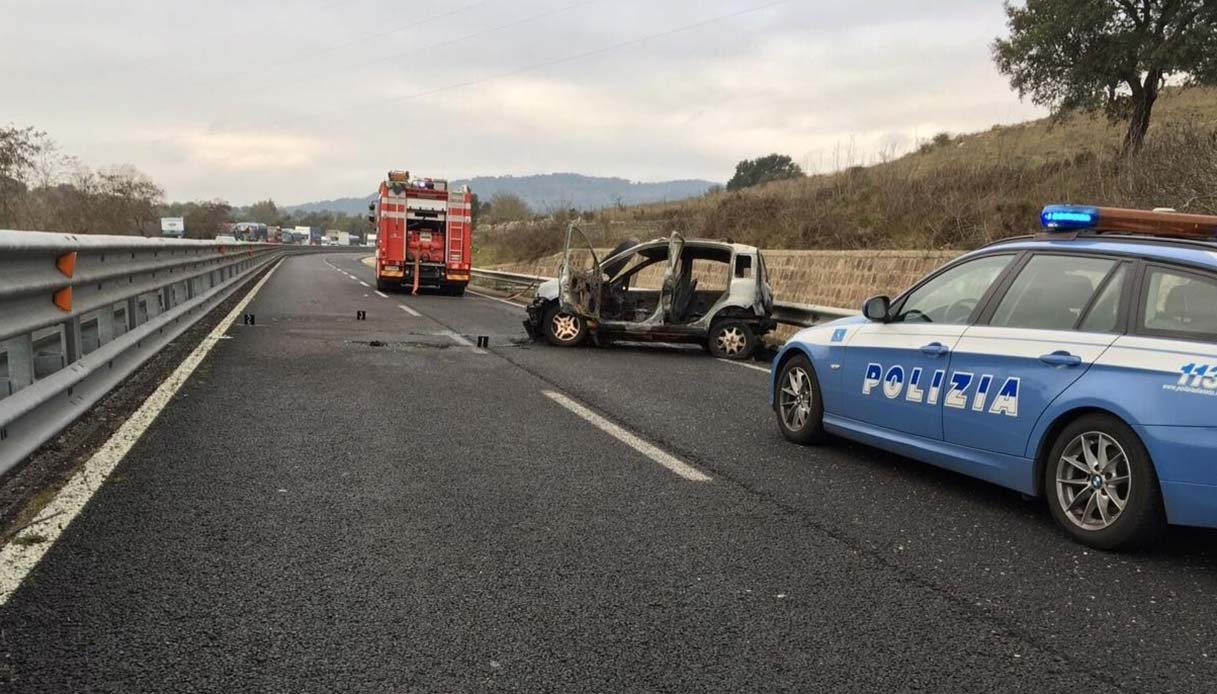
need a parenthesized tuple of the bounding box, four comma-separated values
(447, 285, 466, 297)
(376, 278, 395, 293)
(543, 303, 586, 347)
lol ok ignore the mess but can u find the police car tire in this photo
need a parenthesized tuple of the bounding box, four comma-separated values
(775, 355, 828, 445)
(1043, 414, 1166, 551)
(543, 303, 586, 348)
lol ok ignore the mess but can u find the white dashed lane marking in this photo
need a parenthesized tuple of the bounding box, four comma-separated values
(543, 390, 711, 482)
(719, 359, 771, 374)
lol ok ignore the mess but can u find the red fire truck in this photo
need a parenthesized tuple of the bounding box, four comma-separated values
(370, 171, 473, 295)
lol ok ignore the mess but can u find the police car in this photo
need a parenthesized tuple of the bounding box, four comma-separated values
(771, 205, 1217, 550)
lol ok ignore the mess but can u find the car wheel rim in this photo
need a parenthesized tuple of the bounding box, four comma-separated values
(717, 327, 746, 355)
(778, 367, 813, 431)
(551, 313, 580, 341)
(1055, 431, 1132, 531)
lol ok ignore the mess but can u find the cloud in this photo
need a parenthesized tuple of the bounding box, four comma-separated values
(1, 0, 1042, 204)
(172, 130, 328, 171)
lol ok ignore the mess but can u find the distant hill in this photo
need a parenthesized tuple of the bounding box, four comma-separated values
(282, 173, 719, 216)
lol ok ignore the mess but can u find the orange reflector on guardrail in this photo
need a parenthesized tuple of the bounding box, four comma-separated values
(56, 251, 76, 278)
(53, 286, 72, 312)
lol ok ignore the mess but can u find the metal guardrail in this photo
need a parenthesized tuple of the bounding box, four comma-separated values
(0, 230, 350, 475)
(770, 301, 860, 326)
(470, 268, 549, 289)
(470, 267, 858, 326)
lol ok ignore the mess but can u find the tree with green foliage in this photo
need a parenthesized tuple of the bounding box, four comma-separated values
(482, 193, 532, 224)
(726, 154, 804, 191)
(247, 199, 279, 225)
(994, 0, 1217, 154)
(183, 200, 232, 239)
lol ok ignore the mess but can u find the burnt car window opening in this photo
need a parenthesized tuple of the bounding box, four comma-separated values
(675, 257, 731, 324)
(735, 254, 753, 278)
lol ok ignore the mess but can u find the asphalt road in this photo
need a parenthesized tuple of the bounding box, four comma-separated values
(2, 253, 1215, 693)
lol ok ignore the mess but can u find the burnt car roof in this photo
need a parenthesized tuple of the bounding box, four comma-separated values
(608, 238, 760, 257)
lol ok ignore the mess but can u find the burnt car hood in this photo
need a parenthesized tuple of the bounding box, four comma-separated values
(535, 278, 560, 302)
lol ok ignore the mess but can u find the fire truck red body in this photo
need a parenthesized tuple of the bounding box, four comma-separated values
(372, 171, 473, 295)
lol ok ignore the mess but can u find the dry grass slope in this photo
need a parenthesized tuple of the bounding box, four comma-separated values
(476, 87, 1217, 265)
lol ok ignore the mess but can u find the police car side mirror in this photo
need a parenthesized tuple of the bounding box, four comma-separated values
(863, 295, 891, 322)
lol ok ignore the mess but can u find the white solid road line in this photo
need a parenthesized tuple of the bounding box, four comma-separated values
(374, 291, 389, 299)
(543, 390, 711, 483)
(467, 288, 526, 310)
(397, 304, 422, 317)
(359, 281, 370, 288)
(719, 359, 772, 374)
(0, 260, 285, 605)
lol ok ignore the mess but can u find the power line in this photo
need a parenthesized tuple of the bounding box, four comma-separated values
(206, 0, 495, 87)
(249, 0, 797, 133)
(312, 0, 602, 80)
(191, 0, 598, 109)
(84, 0, 371, 86)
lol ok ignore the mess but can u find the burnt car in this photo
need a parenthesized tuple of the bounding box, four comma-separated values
(524, 226, 775, 360)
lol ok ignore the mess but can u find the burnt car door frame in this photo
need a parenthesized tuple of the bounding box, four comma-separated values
(558, 223, 602, 320)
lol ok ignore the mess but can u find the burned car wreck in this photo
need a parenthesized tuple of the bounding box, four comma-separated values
(524, 226, 776, 360)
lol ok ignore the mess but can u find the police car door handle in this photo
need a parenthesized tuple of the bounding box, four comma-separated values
(1040, 351, 1082, 367)
(920, 342, 950, 357)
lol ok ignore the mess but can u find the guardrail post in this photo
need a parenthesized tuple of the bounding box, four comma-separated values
(126, 296, 139, 330)
(98, 304, 118, 346)
(1, 335, 35, 391)
(63, 317, 83, 365)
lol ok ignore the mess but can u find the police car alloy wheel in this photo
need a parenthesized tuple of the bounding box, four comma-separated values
(1044, 414, 1166, 551)
(543, 303, 585, 347)
(775, 355, 827, 445)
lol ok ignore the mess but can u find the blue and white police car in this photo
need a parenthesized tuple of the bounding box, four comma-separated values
(770, 205, 1217, 550)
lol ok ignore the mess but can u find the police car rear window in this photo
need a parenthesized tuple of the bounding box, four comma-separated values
(1142, 267, 1217, 341)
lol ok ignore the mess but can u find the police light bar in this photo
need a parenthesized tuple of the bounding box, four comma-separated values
(1042, 204, 1217, 240)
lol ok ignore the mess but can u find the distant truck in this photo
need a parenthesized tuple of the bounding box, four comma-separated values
(370, 171, 472, 295)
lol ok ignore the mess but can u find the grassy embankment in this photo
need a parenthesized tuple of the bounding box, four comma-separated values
(475, 87, 1217, 266)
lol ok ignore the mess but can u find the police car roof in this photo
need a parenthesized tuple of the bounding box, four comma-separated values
(972, 204, 1217, 268)
(978, 234, 1217, 269)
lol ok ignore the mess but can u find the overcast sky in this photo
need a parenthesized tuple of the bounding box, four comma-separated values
(3, 0, 1044, 206)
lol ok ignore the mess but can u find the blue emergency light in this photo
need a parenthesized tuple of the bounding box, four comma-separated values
(1041, 205, 1099, 231)
(1040, 204, 1217, 239)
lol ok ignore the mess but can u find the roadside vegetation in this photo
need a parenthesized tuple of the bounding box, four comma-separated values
(477, 2, 1217, 265)
(477, 86, 1217, 265)
(0, 127, 371, 239)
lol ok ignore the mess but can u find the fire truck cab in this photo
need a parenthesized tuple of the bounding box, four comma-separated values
(371, 170, 473, 295)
